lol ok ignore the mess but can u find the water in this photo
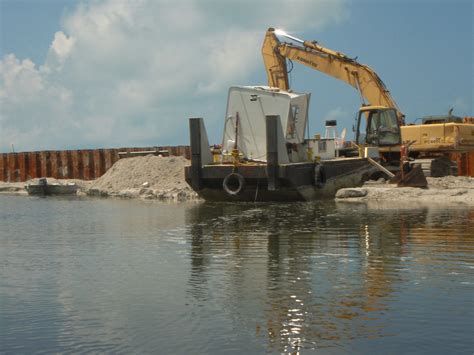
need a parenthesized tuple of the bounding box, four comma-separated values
(1, 195, 473, 354)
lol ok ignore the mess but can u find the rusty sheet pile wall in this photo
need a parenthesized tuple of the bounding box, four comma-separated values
(0, 146, 190, 182)
(452, 152, 474, 177)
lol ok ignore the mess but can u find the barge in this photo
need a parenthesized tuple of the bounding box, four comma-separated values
(185, 86, 376, 202)
(26, 178, 78, 196)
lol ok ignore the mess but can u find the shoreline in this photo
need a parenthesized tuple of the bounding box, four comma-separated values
(2, 176, 474, 205)
(335, 176, 474, 205)
(1, 156, 474, 205)
(0, 177, 200, 202)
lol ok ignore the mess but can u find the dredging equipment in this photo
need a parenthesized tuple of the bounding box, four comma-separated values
(185, 86, 377, 202)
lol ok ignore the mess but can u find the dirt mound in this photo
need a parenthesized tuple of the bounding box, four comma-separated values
(87, 155, 198, 201)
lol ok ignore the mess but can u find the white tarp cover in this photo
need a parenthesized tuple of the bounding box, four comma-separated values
(222, 86, 310, 163)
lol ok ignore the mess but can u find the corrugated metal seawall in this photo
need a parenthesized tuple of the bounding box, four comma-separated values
(1, 146, 471, 182)
(0, 146, 190, 182)
(452, 152, 474, 177)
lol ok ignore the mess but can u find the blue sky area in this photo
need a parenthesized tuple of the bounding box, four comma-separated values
(0, 0, 472, 151)
(1, 0, 75, 64)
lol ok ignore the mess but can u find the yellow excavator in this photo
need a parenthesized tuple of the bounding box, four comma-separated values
(262, 27, 474, 176)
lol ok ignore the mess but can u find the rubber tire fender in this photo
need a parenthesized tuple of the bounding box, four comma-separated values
(223, 173, 245, 196)
(314, 164, 326, 189)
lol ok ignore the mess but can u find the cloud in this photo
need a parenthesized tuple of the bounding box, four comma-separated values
(50, 31, 76, 64)
(0, 0, 350, 151)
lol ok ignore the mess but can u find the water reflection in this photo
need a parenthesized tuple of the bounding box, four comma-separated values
(185, 202, 474, 353)
(1, 197, 472, 354)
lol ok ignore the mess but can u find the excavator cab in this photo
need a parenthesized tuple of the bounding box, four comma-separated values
(356, 107, 401, 147)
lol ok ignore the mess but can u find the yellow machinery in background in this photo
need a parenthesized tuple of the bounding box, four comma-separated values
(261, 27, 474, 176)
(401, 117, 474, 153)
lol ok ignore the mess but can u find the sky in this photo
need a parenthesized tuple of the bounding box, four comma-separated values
(0, 0, 472, 152)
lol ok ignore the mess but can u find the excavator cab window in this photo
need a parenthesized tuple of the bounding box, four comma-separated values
(356, 108, 401, 146)
(356, 111, 368, 145)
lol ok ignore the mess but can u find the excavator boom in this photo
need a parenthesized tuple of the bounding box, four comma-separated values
(262, 27, 474, 177)
(262, 28, 405, 125)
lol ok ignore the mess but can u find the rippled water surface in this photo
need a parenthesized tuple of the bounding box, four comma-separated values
(1, 195, 473, 353)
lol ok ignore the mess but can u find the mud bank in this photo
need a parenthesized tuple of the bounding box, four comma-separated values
(336, 176, 474, 205)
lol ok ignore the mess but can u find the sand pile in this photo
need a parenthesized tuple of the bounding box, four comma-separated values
(87, 155, 198, 201)
(336, 176, 474, 205)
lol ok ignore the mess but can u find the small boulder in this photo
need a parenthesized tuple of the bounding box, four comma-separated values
(336, 188, 368, 199)
(118, 189, 140, 198)
(87, 188, 108, 197)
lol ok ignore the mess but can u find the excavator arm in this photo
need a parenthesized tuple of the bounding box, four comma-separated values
(262, 27, 405, 125)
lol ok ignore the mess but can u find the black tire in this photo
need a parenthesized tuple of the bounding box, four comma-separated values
(314, 164, 326, 188)
(223, 173, 245, 196)
(431, 157, 454, 177)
